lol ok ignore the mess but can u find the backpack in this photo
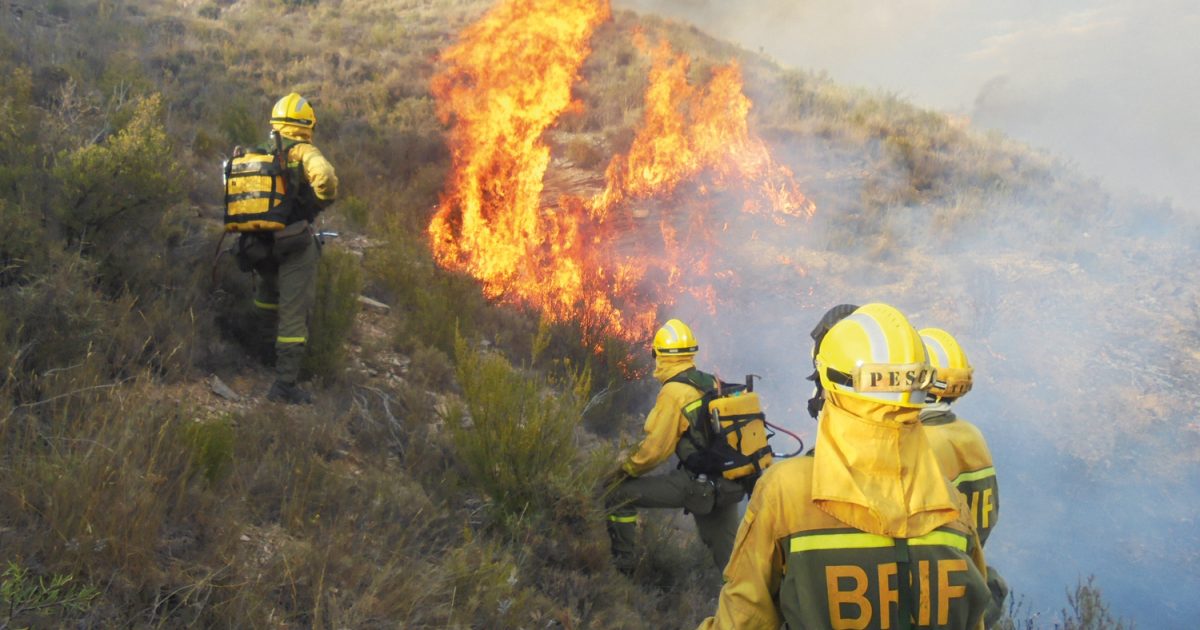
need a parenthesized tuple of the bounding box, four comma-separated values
(669, 370, 774, 484)
(222, 131, 307, 233)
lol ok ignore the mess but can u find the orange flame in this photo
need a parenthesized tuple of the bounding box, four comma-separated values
(429, 0, 814, 345)
(593, 39, 813, 224)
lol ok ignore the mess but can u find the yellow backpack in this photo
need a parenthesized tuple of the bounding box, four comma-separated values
(671, 370, 774, 483)
(222, 132, 301, 233)
(709, 386, 774, 480)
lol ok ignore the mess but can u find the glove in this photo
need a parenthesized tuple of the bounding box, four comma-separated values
(600, 465, 630, 490)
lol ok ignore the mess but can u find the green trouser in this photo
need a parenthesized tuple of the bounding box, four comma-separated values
(984, 564, 1009, 629)
(606, 468, 745, 572)
(253, 228, 318, 384)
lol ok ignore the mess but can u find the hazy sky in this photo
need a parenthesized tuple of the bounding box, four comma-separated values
(615, 0, 1200, 210)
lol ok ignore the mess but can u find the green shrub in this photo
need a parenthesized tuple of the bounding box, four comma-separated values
(184, 414, 236, 484)
(0, 254, 109, 387)
(1060, 576, 1130, 630)
(52, 94, 183, 262)
(0, 560, 99, 627)
(439, 535, 546, 627)
(368, 217, 487, 355)
(1, 381, 197, 579)
(446, 332, 593, 527)
(198, 3, 221, 20)
(218, 101, 261, 147)
(0, 198, 48, 286)
(337, 195, 370, 231)
(303, 246, 363, 382)
(406, 341, 455, 391)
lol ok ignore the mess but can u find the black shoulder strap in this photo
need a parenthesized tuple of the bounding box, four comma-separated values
(666, 368, 717, 394)
(282, 139, 310, 152)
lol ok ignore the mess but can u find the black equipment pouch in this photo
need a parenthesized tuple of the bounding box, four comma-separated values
(272, 220, 312, 258)
(235, 233, 274, 272)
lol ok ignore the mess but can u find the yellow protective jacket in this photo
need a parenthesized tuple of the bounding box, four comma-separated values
(621, 356, 700, 477)
(698, 392, 990, 630)
(287, 142, 338, 204)
(275, 123, 338, 204)
(921, 404, 999, 546)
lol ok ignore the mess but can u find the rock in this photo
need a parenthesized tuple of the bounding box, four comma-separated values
(209, 375, 240, 401)
(389, 356, 412, 370)
(358, 295, 390, 312)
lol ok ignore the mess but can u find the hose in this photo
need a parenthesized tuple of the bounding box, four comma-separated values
(765, 420, 805, 458)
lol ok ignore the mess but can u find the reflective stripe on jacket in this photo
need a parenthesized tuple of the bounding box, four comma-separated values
(697, 457, 989, 630)
(698, 392, 990, 630)
(621, 356, 700, 477)
(921, 406, 999, 546)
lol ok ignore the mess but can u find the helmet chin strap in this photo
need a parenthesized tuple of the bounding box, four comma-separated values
(806, 378, 824, 420)
(806, 304, 858, 420)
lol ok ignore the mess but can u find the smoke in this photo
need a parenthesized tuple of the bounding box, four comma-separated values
(610, 1, 1200, 625)
(669, 188, 1200, 627)
(615, 0, 1200, 210)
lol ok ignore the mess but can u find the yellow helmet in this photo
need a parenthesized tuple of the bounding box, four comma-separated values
(919, 328, 974, 401)
(815, 303, 932, 407)
(270, 92, 316, 130)
(653, 318, 698, 356)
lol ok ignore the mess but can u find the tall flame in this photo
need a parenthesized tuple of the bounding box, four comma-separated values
(593, 38, 813, 224)
(429, 0, 814, 345)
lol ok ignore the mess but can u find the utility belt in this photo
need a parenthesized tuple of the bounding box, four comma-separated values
(234, 220, 314, 272)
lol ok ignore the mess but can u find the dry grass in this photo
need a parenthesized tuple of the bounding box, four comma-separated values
(0, 0, 1133, 626)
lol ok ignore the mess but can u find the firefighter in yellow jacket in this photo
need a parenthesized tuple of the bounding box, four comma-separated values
(918, 328, 998, 545)
(698, 304, 991, 630)
(919, 327, 1007, 626)
(605, 319, 746, 574)
(243, 93, 338, 404)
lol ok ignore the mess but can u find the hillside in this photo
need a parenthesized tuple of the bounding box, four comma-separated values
(2, 0, 1192, 627)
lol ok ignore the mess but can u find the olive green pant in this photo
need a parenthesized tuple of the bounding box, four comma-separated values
(606, 468, 745, 572)
(253, 231, 318, 384)
(984, 564, 1009, 629)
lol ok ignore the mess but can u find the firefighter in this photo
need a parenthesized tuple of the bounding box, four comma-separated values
(605, 318, 746, 574)
(244, 93, 338, 404)
(918, 328, 998, 544)
(919, 327, 1008, 625)
(698, 304, 991, 630)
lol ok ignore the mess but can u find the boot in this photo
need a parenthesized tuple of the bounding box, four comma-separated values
(255, 341, 277, 368)
(267, 380, 313, 405)
(607, 514, 638, 575)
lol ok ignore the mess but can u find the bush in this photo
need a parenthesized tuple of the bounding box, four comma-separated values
(302, 246, 363, 382)
(438, 536, 547, 627)
(368, 216, 488, 355)
(1, 380, 197, 581)
(0, 560, 99, 627)
(0, 198, 49, 287)
(198, 4, 221, 20)
(1060, 576, 1130, 630)
(446, 332, 595, 528)
(52, 94, 182, 255)
(563, 136, 605, 170)
(337, 195, 370, 231)
(217, 100, 261, 147)
(184, 414, 236, 484)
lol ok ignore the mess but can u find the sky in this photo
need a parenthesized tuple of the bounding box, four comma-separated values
(615, 0, 1200, 211)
